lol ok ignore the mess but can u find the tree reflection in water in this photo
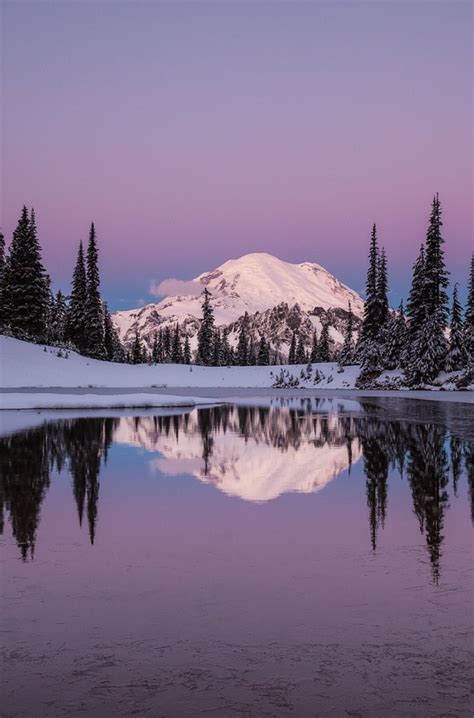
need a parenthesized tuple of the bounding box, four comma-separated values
(0, 400, 472, 583)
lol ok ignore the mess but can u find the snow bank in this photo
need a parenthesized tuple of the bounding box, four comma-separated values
(0, 336, 471, 397)
(0, 336, 358, 389)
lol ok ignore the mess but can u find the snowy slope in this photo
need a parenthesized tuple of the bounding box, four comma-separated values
(113, 252, 364, 351)
(0, 336, 359, 390)
(1, 338, 471, 397)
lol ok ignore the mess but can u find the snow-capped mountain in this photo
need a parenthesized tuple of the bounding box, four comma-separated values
(113, 252, 364, 356)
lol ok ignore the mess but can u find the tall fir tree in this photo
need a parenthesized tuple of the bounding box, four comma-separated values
(162, 326, 171, 361)
(310, 329, 319, 363)
(151, 332, 159, 363)
(236, 312, 250, 366)
(339, 301, 355, 365)
(319, 321, 331, 362)
(212, 328, 222, 366)
(385, 300, 407, 370)
(5, 207, 49, 340)
(49, 290, 67, 345)
(183, 334, 192, 364)
(405, 196, 449, 385)
(197, 288, 215, 365)
(360, 224, 380, 344)
(257, 335, 270, 365)
(445, 284, 466, 371)
(103, 303, 121, 362)
(424, 194, 449, 320)
(171, 323, 183, 363)
(221, 327, 233, 365)
(377, 247, 389, 327)
(295, 333, 306, 364)
(406, 245, 427, 339)
(248, 342, 257, 366)
(288, 331, 297, 364)
(464, 255, 474, 373)
(0, 231, 5, 327)
(65, 241, 88, 353)
(84, 223, 104, 358)
(131, 329, 143, 364)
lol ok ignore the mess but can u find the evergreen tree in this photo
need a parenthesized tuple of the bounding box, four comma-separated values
(197, 288, 214, 365)
(295, 333, 306, 364)
(339, 301, 355, 365)
(319, 321, 331, 362)
(103, 303, 119, 361)
(385, 300, 407, 370)
(183, 334, 191, 364)
(359, 224, 380, 345)
(257, 335, 270, 365)
(84, 223, 104, 358)
(310, 329, 319, 363)
(236, 312, 250, 366)
(131, 329, 143, 364)
(151, 332, 159, 363)
(424, 194, 449, 322)
(50, 290, 67, 345)
(422, 194, 449, 368)
(212, 328, 222, 366)
(65, 241, 88, 353)
(464, 255, 474, 373)
(405, 196, 450, 385)
(5, 206, 49, 340)
(162, 326, 171, 361)
(221, 327, 233, 365)
(0, 231, 5, 327)
(377, 247, 389, 326)
(248, 342, 257, 366)
(288, 331, 297, 364)
(171, 323, 183, 363)
(445, 284, 466, 371)
(406, 244, 427, 339)
(405, 312, 443, 386)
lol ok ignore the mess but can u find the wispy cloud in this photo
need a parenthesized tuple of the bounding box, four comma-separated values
(149, 278, 202, 298)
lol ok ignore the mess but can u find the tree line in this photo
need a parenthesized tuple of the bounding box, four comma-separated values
(353, 194, 473, 387)
(0, 207, 124, 361)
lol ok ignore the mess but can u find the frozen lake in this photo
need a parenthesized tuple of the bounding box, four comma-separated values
(1, 396, 472, 717)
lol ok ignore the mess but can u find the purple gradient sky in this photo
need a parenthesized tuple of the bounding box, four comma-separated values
(1, 1, 472, 309)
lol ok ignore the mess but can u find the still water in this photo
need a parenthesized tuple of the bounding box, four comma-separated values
(1, 397, 472, 717)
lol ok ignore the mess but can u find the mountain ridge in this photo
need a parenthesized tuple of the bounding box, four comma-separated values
(113, 252, 365, 356)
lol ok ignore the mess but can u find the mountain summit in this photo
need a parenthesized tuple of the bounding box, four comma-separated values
(113, 252, 364, 354)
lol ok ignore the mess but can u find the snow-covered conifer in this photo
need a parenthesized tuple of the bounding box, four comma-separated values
(171, 323, 183, 363)
(319, 321, 331, 362)
(65, 241, 88, 353)
(445, 284, 466, 371)
(197, 288, 215, 365)
(288, 331, 297, 364)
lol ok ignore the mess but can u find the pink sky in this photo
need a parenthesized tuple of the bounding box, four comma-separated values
(1, 1, 472, 308)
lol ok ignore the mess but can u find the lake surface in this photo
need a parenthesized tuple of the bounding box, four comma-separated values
(1, 397, 472, 717)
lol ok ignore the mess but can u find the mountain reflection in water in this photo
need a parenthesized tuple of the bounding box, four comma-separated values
(1, 398, 472, 584)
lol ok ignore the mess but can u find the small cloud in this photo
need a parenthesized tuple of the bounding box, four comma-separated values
(149, 278, 202, 298)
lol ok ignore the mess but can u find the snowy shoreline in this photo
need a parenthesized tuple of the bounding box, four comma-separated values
(0, 393, 220, 411)
(1, 336, 472, 409)
(1, 386, 473, 412)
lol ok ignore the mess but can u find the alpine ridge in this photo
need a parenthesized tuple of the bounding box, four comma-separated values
(113, 252, 364, 357)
